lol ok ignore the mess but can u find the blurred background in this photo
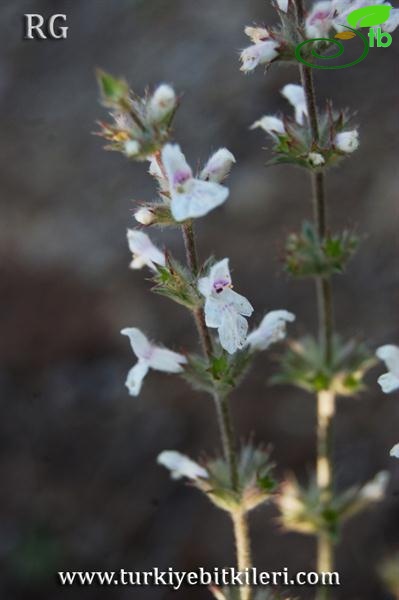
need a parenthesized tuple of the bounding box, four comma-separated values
(1, 0, 399, 598)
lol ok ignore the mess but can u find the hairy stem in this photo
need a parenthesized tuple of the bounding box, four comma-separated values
(295, 1, 336, 592)
(232, 510, 253, 600)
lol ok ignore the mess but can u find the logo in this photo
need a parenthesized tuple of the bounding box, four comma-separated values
(296, 5, 392, 69)
(23, 14, 68, 40)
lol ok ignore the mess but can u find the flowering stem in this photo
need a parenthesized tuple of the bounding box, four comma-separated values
(295, 1, 336, 592)
(182, 223, 252, 600)
(181, 223, 251, 600)
(155, 149, 252, 596)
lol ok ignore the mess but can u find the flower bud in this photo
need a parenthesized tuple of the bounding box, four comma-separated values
(147, 84, 177, 123)
(335, 130, 359, 153)
(308, 152, 325, 167)
(134, 207, 155, 226)
(124, 140, 141, 157)
(244, 26, 270, 43)
(200, 148, 236, 183)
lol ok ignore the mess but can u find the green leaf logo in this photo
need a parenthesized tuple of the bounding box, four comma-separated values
(346, 4, 391, 28)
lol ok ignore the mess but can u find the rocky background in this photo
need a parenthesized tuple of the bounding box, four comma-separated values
(1, 0, 399, 598)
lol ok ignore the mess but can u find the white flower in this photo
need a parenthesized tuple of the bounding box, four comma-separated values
(124, 140, 140, 157)
(390, 443, 399, 459)
(127, 229, 165, 270)
(251, 115, 286, 137)
(198, 258, 253, 355)
(246, 310, 295, 352)
(305, 1, 334, 38)
(244, 26, 270, 43)
(276, 0, 289, 12)
(281, 84, 308, 125)
(240, 41, 279, 73)
(121, 328, 187, 396)
(161, 144, 229, 222)
(200, 148, 236, 183)
(308, 152, 325, 166)
(147, 84, 176, 123)
(335, 130, 359, 153)
(157, 450, 208, 480)
(376, 345, 399, 393)
(359, 471, 389, 502)
(134, 207, 155, 226)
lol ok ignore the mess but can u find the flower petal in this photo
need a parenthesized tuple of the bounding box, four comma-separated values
(276, 0, 289, 12)
(251, 115, 285, 136)
(157, 450, 208, 480)
(204, 297, 224, 328)
(161, 143, 192, 192)
(377, 372, 399, 394)
(359, 471, 389, 501)
(281, 84, 308, 125)
(240, 41, 279, 73)
(219, 310, 248, 354)
(209, 258, 232, 290)
(246, 310, 295, 351)
(170, 179, 229, 222)
(149, 347, 187, 373)
(127, 229, 165, 270)
(390, 443, 399, 458)
(200, 148, 236, 183)
(223, 288, 254, 317)
(121, 327, 152, 359)
(376, 344, 399, 378)
(124, 360, 149, 396)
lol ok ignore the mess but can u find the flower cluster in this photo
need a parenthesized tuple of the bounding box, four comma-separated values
(96, 72, 178, 160)
(305, 0, 399, 38)
(94, 74, 297, 395)
(251, 83, 359, 169)
(240, 0, 399, 74)
(158, 444, 276, 514)
(277, 471, 389, 538)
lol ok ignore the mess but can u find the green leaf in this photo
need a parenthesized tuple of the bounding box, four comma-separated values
(96, 69, 129, 105)
(346, 5, 391, 28)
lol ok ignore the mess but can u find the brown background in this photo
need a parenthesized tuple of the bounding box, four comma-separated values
(1, 0, 399, 598)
